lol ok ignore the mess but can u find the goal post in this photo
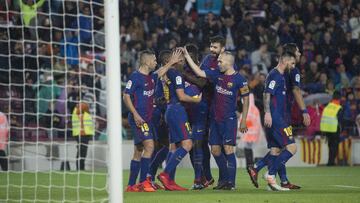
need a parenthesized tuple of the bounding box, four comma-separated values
(105, 0, 123, 202)
(0, 0, 122, 202)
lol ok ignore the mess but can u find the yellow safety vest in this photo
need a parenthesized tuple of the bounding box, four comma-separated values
(320, 102, 341, 133)
(72, 108, 95, 136)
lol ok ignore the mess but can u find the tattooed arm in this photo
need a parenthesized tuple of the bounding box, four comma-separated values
(263, 92, 272, 127)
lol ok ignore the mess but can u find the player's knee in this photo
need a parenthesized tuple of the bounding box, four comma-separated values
(211, 146, 221, 156)
(270, 147, 281, 155)
(182, 139, 193, 152)
(224, 145, 234, 155)
(286, 144, 297, 155)
(133, 148, 142, 161)
(143, 142, 154, 157)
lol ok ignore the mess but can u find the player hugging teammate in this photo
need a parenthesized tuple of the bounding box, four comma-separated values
(124, 36, 307, 192)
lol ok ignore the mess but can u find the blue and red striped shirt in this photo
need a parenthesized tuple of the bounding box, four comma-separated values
(205, 69, 249, 121)
(265, 68, 289, 124)
(124, 71, 157, 122)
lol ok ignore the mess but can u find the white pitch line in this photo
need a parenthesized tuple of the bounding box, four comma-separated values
(331, 185, 360, 189)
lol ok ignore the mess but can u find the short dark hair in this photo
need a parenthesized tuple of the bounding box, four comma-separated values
(159, 50, 171, 65)
(282, 43, 298, 55)
(185, 43, 199, 64)
(281, 51, 296, 60)
(210, 35, 225, 47)
(139, 49, 155, 65)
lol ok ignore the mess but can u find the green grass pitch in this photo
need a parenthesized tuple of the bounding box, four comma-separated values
(1, 167, 360, 203)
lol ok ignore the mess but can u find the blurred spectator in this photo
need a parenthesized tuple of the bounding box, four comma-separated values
(71, 5, 93, 51)
(250, 72, 266, 124)
(19, 0, 46, 39)
(0, 111, 8, 171)
(202, 12, 222, 44)
(222, 17, 236, 51)
(325, 80, 336, 96)
(305, 62, 321, 85)
(251, 43, 271, 74)
(333, 64, 351, 89)
(60, 31, 79, 66)
(71, 102, 94, 170)
(305, 100, 324, 138)
(237, 93, 262, 168)
(40, 101, 64, 138)
(342, 92, 357, 136)
(37, 72, 61, 115)
(127, 16, 145, 42)
(320, 91, 344, 166)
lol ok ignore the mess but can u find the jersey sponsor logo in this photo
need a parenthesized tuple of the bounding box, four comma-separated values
(143, 89, 154, 97)
(215, 85, 233, 95)
(269, 80, 276, 89)
(126, 80, 132, 89)
(176, 76, 182, 85)
(295, 74, 300, 82)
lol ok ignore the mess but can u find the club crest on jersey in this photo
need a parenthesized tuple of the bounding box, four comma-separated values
(227, 82, 233, 88)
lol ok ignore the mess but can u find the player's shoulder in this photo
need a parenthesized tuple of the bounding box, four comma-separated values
(127, 71, 141, 82)
(234, 71, 247, 82)
(167, 68, 181, 77)
(129, 70, 141, 78)
(201, 54, 213, 62)
(267, 68, 280, 78)
(290, 67, 300, 74)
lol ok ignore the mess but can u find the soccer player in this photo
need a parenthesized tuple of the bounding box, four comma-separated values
(148, 50, 172, 189)
(262, 51, 297, 191)
(184, 49, 250, 190)
(181, 44, 209, 190)
(124, 50, 181, 192)
(247, 43, 310, 189)
(198, 35, 227, 188)
(157, 49, 202, 191)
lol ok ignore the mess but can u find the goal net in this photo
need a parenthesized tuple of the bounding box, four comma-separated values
(0, 0, 117, 202)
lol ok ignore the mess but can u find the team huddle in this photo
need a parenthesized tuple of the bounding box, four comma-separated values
(123, 35, 310, 192)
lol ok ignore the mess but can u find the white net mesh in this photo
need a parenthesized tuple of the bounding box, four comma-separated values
(0, 0, 109, 202)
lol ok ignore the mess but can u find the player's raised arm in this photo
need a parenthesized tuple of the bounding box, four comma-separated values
(263, 92, 272, 127)
(155, 49, 183, 78)
(292, 86, 311, 126)
(182, 47, 206, 78)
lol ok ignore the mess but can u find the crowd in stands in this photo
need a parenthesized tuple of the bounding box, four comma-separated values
(118, 0, 360, 139)
(0, 0, 106, 140)
(0, 0, 360, 140)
